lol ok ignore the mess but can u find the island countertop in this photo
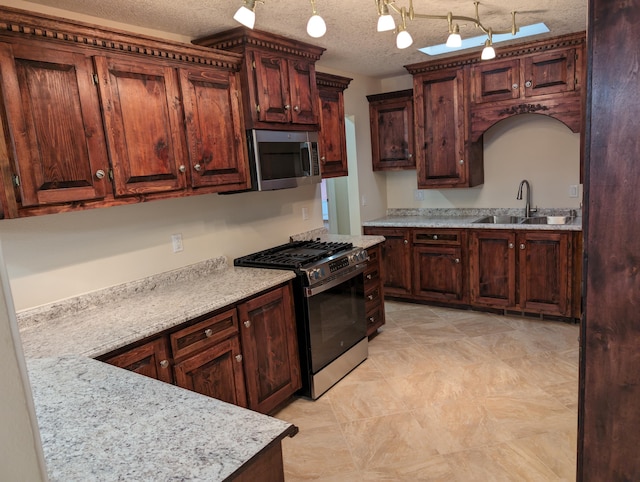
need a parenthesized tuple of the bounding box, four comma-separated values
(27, 356, 297, 482)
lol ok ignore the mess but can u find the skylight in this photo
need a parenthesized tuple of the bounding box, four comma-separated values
(419, 23, 550, 56)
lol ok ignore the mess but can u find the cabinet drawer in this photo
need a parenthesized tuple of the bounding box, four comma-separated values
(366, 305, 384, 333)
(171, 308, 239, 361)
(365, 285, 382, 311)
(413, 230, 463, 245)
(364, 264, 381, 286)
(366, 246, 380, 265)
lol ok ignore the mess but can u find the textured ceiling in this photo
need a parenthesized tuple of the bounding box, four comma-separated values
(26, 0, 587, 78)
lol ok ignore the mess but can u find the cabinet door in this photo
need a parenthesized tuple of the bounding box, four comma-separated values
(523, 48, 576, 98)
(415, 68, 481, 188)
(369, 95, 415, 171)
(288, 58, 318, 125)
(413, 245, 465, 303)
(471, 58, 521, 104)
(173, 336, 248, 407)
(317, 85, 348, 177)
(178, 67, 249, 192)
(518, 231, 571, 316)
(94, 56, 188, 196)
(469, 230, 517, 307)
(0, 43, 109, 207)
(363, 227, 412, 298)
(237, 284, 301, 414)
(104, 337, 173, 384)
(251, 51, 291, 124)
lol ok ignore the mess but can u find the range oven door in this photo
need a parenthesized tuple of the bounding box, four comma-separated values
(304, 267, 366, 374)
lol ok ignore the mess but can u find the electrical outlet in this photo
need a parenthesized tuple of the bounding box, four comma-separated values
(302, 207, 309, 220)
(171, 233, 183, 253)
(414, 190, 425, 201)
(569, 185, 579, 198)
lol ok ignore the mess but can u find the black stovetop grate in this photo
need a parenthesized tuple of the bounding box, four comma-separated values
(234, 240, 353, 269)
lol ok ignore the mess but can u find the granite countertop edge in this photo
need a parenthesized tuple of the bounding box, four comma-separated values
(27, 356, 296, 482)
(361, 208, 582, 231)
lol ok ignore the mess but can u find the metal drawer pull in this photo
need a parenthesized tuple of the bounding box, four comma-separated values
(366, 274, 373, 280)
(204, 328, 213, 338)
(520, 243, 526, 250)
(509, 243, 514, 249)
(367, 294, 374, 301)
(525, 80, 532, 88)
(95, 169, 105, 179)
(454, 258, 460, 263)
(244, 320, 251, 328)
(235, 354, 243, 362)
(159, 360, 169, 368)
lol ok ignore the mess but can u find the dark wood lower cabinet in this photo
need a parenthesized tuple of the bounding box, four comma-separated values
(101, 282, 300, 414)
(238, 285, 301, 414)
(367, 225, 578, 319)
(363, 227, 412, 297)
(364, 244, 386, 336)
(103, 336, 173, 384)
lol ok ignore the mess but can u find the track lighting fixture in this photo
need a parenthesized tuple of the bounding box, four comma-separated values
(230, 0, 519, 61)
(375, 0, 518, 60)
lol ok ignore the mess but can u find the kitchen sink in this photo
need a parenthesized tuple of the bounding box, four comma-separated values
(521, 215, 575, 225)
(473, 215, 526, 224)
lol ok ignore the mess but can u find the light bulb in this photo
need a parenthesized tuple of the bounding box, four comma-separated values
(446, 32, 462, 48)
(481, 41, 495, 60)
(233, 5, 256, 29)
(396, 29, 413, 49)
(307, 14, 326, 38)
(377, 14, 396, 32)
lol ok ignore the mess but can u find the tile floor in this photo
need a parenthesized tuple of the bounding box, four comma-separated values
(275, 301, 579, 481)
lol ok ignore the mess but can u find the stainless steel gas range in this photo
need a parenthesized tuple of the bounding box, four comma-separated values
(234, 240, 368, 399)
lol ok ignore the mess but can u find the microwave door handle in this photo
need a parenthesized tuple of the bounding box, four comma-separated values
(302, 141, 312, 176)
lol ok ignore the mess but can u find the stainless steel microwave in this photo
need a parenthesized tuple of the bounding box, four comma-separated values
(245, 129, 321, 191)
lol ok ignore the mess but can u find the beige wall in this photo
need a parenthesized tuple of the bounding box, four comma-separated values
(0, 245, 46, 481)
(386, 114, 582, 209)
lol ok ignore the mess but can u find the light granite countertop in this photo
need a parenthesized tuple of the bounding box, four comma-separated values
(290, 227, 385, 248)
(362, 208, 582, 231)
(18, 257, 295, 359)
(27, 356, 296, 482)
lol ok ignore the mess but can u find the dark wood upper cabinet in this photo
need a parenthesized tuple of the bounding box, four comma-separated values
(178, 67, 249, 192)
(0, 6, 246, 218)
(412, 67, 484, 188)
(94, 55, 188, 196)
(193, 27, 325, 131)
(0, 43, 110, 210)
(367, 89, 415, 171)
(316, 72, 352, 178)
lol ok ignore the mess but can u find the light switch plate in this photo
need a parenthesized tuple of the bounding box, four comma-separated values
(569, 185, 579, 198)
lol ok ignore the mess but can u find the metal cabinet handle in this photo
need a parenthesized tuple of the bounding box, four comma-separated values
(367, 294, 374, 301)
(369, 316, 375, 323)
(520, 243, 526, 250)
(320, 156, 326, 163)
(509, 243, 514, 249)
(512, 83, 519, 90)
(178, 165, 186, 173)
(408, 153, 413, 159)
(366, 274, 373, 280)
(235, 354, 243, 362)
(293, 105, 300, 112)
(204, 328, 213, 338)
(454, 258, 460, 264)
(404, 239, 408, 244)
(525, 80, 532, 88)
(284, 104, 291, 110)
(194, 164, 202, 172)
(244, 320, 251, 328)
(95, 169, 105, 179)
(433, 234, 438, 240)
(159, 360, 169, 368)
(459, 159, 464, 165)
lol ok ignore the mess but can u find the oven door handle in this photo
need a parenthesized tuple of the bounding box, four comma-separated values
(303, 263, 367, 297)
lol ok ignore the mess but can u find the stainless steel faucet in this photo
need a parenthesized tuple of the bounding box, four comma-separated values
(516, 180, 537, 217)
